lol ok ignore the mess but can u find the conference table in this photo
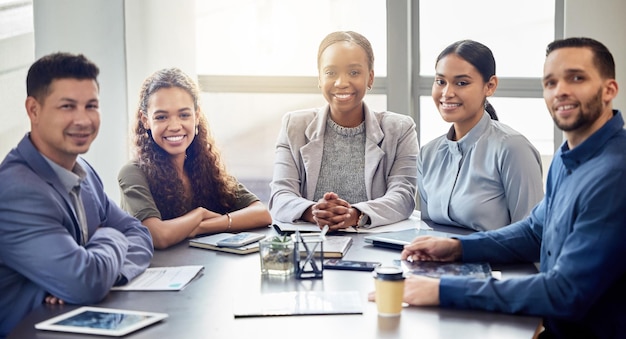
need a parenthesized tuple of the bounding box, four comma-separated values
(9, 222, 540, 338)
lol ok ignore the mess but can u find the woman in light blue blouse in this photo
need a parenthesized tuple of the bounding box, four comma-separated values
(418, 40, 544, 231)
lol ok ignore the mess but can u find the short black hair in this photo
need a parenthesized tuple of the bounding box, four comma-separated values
(546, 37, 615, 79)
(26, 52, 100, 102)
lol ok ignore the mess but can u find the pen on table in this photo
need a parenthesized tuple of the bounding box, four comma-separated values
(320, 224, 329, 241)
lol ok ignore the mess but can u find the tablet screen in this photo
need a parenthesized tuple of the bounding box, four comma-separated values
(35, 306, 168, 336)
(397, 259, 492, 279)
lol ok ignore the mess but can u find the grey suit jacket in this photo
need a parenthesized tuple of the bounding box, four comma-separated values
(269, 103, 418, 227)
(0, 134, 153, 335)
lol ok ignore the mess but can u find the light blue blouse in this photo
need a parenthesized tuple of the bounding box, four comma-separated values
(418, 112, 544, 231)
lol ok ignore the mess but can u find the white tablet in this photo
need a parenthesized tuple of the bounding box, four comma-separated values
(34, 306, 168, 336)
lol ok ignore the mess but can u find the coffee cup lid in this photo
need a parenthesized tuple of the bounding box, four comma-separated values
(372, 266, 404, 280)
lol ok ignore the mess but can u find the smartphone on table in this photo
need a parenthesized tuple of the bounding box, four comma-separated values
(216, 232, 265, 248)
(323, 259, 381, 272)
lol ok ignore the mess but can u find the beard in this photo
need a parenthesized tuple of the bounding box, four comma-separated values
(550, 88, 603, 132)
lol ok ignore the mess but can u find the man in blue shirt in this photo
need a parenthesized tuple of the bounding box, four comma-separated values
(0, 53, 154, 337)
(388, 37, 626, 338)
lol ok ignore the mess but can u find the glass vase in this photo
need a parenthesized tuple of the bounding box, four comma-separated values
(259, 236, 295, 276)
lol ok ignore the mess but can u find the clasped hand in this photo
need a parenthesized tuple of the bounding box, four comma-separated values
(310, 192, 355, 231)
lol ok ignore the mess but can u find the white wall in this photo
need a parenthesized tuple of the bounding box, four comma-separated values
(0, 32, 33, 159)
(32, 0, 128, 201)
(564, 0, 626, 111)
(124, 0, 196, 150)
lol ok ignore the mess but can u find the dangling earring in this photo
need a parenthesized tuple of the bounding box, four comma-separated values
(195, 126, 199, 135)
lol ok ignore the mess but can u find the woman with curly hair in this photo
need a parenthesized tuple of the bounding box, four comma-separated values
(118, 68, 272, 249)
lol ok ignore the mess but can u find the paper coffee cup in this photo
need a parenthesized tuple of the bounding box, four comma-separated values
(373, 266, 405, 316)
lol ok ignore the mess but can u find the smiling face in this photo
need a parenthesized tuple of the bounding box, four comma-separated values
(318, 41, 374, 125)
(432, 53, 496, 139)
(542, 47, 617, 146)
(26, 78, 100, 170)
(141, 87, 198, 163)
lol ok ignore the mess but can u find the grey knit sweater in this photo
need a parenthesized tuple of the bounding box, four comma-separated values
(313, 116, 367, 203)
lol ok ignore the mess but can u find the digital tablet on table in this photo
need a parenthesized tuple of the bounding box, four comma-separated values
(34, 306, 168, 336)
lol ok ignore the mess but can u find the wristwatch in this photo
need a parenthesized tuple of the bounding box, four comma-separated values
(356, 210, 369, 228)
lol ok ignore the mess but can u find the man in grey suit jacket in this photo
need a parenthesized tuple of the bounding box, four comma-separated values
(0, 52, 153, 337)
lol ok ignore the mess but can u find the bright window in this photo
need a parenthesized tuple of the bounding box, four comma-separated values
(196, 0, 387, 76)
(419, 0, 555, 78)
(196, 0, 388, 182)
(0, 0, 33, 39)
(195, 0, 558, 185)
(418, 0, 556, 163)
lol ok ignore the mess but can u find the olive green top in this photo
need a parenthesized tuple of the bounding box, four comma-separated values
(118, 161, 259, 221)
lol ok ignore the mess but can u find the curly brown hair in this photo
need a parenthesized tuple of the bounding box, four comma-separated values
(132, 68, 237, 219)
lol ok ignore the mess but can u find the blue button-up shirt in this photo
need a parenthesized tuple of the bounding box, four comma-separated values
(440, 110, 626, 338)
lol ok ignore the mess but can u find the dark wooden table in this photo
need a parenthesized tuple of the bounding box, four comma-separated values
(9, 222, 540, 339)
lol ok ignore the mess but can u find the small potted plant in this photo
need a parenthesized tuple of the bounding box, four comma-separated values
(259, 235, 295, 276)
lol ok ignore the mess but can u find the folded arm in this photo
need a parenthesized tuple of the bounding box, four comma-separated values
(0, 183, 129, 304)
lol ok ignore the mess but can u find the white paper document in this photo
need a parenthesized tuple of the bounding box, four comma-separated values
(233, 291, 363, 317)
(111, 265, 204, 291)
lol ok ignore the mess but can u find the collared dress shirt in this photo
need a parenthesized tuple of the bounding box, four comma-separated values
(42, 156, 89, 245)
(439, 110, 626, 338)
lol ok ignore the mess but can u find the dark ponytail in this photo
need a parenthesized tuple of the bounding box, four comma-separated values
(485, 100, 498, 120)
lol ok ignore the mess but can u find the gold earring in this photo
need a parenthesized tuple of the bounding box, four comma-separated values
(195, 126, 199, 135)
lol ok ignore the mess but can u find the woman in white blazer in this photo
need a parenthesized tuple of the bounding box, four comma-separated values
(269, 31, 418, 231)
